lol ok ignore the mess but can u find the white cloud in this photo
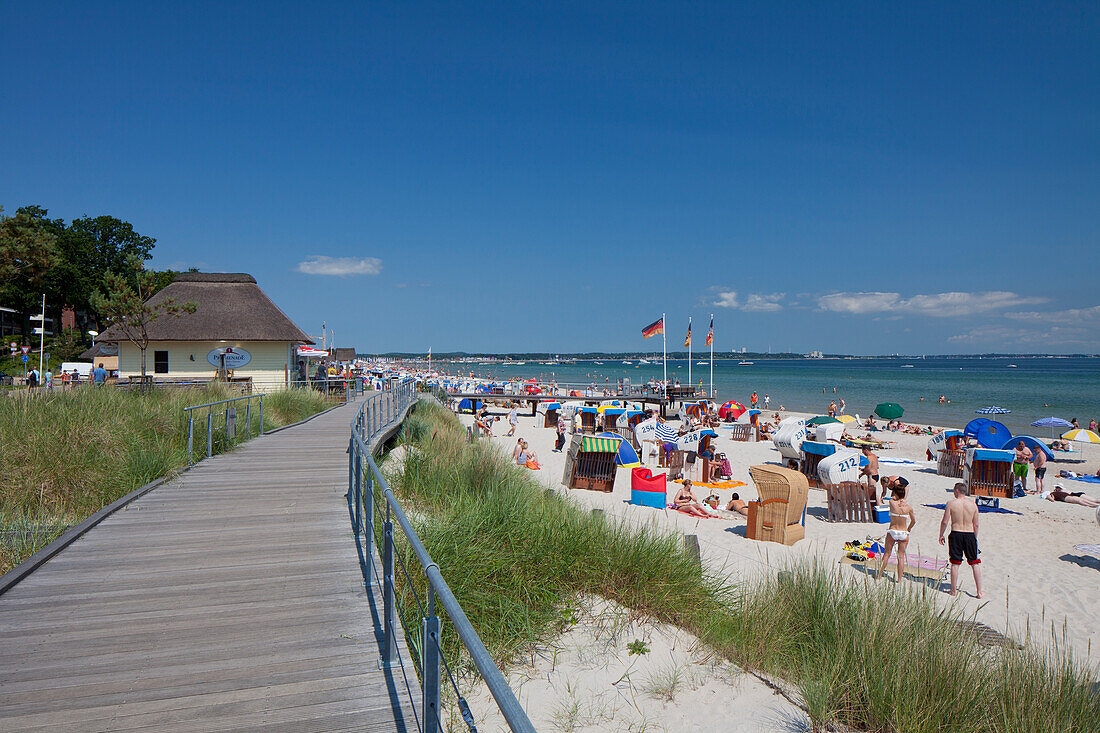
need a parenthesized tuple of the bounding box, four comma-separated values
(297, 256, 382, 277)
(742, 293, 785, 312)
(714, 291, 739, 308)
(818, 291, 1045, 317)
(1005, 305, 1100, 323)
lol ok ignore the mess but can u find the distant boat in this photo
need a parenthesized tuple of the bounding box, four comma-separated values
(594, 362, 603, 365)
(514, 362, 525, 365)
(738, 361, 754, 366)
(622, 360, 632, 364)
(638, 359, 651, 364)
(901, 364, 915, 368)
(1007, 364, 1017, 368)
(696, 361, 707, 365)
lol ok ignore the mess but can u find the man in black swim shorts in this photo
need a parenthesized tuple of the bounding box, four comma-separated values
(939, 483, 984, 598)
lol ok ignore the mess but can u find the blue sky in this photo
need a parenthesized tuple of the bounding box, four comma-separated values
(2, 2, 1097, 354)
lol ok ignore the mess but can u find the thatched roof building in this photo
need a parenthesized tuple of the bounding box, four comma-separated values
(97, 273, 312, 344)
(96, 273, 313, 390)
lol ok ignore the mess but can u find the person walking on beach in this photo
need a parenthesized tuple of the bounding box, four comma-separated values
(878, 481, 915, 583)
(506, 404, 518, 437)
(828, 400, 837, 418)
(838, 397, 845, 414)
(1031, 446, 1047, 494)
(750, 392, 758, 409)
(1013, 440, 1033, 493)
(92, 362, 107, 386)
(939, 483, 983, 599)
(763, 393, 770, 409)
(860, 446, 880, 501)
(553, 416, 566, 453)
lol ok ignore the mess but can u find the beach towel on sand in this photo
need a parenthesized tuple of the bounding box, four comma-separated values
(1065, 474, 1100, 484)
(672, 478, 747, 490)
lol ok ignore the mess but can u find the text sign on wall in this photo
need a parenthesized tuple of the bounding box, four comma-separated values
(206, 347, 252, 369)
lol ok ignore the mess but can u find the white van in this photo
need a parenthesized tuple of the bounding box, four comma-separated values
(60, 362, 93, 379)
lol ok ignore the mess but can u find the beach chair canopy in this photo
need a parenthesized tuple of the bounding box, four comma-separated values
(964, 418, 1011, 448)
(597, 432, 641, 467)
(737, 408, 763, 424)
(675, 428, 718, 452)
(617, 409, 646, 428)
(634, 417, 660, 443)
(457, 398, 483, 413)
(998, 435, 1054, 461)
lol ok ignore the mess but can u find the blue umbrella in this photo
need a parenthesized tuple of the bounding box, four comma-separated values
(655, 423, 679, 443)
(1030, 416, 1071, 440)
(976, 406, 1011, 414)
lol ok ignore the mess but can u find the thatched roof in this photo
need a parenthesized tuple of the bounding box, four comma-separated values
(97, 273, 313, 344)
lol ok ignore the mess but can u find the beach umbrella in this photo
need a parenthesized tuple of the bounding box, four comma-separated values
(1062, 429, 1100, 444)
(976, 406, 1011, 414)
(1031, 416, 1071, 440)
(806, 415, 841, 427)
(874, 403, 904, 420)
(718, 401, 746, 421)
(655, 423, 679, 444)
(836, 415, 857, 424)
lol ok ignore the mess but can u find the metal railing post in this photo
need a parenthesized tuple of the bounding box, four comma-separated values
(206, 410, 213, 458)
(381, 520, 399, 668)
(245, 399, 252, 439)
(187, 413, 194, 465)
(258, 395, 264, 435)
(422, 587, 440, 733)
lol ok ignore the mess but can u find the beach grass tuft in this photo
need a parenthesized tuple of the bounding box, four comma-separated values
(382, 401, 1099, 733)
(0, 385, 330, 573)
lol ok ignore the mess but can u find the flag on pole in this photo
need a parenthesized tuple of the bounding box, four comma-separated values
(642, 318, 664, 339)
(683, 318, 692, 348)
(705, 317, 713, 346)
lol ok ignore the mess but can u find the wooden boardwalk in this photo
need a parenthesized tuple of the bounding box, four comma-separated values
(0, 397, 419, 732)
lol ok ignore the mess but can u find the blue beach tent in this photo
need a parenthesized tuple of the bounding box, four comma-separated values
(457, 398, 483, 414)
(597, 432, 642, 468)
(964, 418, 1011, 449)
(999, 435, 1055, 461)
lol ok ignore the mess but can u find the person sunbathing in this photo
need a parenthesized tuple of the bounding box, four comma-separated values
(725, 492, 749, 516)
(517, 440, 540, 468)
(1043, 484, 1100, 508)
(673, 480, 711, 517)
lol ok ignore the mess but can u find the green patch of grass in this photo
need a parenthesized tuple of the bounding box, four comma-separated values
(382, 402, 1099, 733)
(0, 385, 330, 573)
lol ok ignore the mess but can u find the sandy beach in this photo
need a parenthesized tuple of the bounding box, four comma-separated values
(447, 398, 1100, 729)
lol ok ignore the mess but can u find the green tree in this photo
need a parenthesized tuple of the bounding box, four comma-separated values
(90, 257, 195, 382)
(0, 206, 62, 330)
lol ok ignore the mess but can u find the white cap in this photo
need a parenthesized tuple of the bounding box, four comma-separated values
(1053, 483, 1065, 490)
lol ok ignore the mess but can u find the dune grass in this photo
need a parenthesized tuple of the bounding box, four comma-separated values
(382, 401, 1099, 733)
(0, 385, 330, 573)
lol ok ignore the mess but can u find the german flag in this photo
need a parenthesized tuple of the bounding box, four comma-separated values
(641, 317, 664, 339)
(683, 318, 692, 348)
(705, 317, 713, 346)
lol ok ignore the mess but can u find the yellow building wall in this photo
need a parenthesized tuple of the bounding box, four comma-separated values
(117, 341, 293, 391)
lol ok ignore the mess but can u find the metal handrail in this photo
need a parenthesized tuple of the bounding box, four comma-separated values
(348, 382, 535, 733)
(183, 393, 263, 464)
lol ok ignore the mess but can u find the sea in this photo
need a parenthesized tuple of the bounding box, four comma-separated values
(436, 356, 1100, 437)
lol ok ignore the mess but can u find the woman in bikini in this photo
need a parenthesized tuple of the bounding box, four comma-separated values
(878, 482, 916, 583)
(673, 480, 711, 518)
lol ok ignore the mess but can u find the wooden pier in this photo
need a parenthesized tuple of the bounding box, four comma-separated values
(0, 396, 419, 732)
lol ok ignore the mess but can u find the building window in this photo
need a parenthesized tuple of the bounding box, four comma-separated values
(154, 350, 169, 374)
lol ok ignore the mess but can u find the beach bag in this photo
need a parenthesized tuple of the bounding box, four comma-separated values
(526, 459, 540, 470)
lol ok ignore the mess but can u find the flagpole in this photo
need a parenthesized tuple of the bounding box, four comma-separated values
(709, 313, 714, 399)
(662, 312, 667, 400)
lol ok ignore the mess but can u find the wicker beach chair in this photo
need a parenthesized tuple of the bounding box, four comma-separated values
(746, 465, 809, 546)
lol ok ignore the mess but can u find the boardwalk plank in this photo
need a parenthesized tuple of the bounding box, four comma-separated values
(0, 395, 419, 732)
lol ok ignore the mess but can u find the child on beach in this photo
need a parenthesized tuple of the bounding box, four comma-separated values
(939, 483, 983, 598)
